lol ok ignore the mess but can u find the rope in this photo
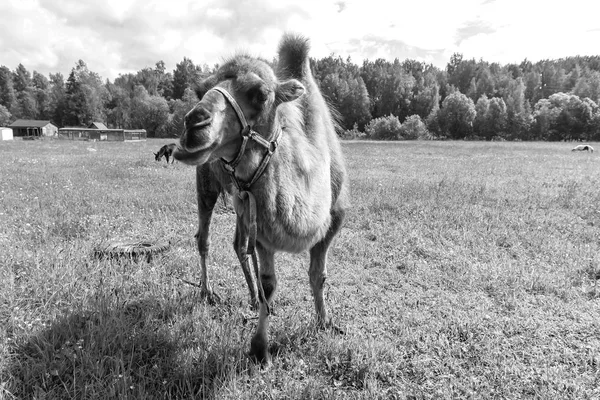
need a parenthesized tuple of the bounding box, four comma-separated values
(238, 190, 270, 315)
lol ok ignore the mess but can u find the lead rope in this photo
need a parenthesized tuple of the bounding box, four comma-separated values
(237, 190, 270, 315)
(209, 86, 280, 315)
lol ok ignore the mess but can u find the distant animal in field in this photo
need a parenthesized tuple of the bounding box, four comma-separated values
(571, 144, 594, 153)
(174, 33, 349, 365)
(154, 143, 177, 163)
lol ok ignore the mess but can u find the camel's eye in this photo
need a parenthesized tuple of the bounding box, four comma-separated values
(247, 83, 270, 107)
(194, 76, 218, 100)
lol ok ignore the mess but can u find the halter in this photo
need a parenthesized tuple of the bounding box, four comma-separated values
(208, 87, 281, 192)
(208, 86, 281, 314)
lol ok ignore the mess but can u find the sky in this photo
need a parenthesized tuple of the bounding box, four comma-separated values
(1, 0, 599, 82)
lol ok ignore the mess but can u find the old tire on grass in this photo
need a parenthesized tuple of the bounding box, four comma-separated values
(94, 239, 169, 262)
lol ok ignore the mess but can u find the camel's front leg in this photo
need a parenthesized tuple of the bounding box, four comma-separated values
(249, 242, 276, 365)
(195, 215, 220, 304)
(193, 166, 221, 304)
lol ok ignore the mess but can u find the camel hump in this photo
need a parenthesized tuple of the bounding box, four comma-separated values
(277, 33, 310, 80)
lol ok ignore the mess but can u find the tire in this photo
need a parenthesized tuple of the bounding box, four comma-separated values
(94, 239, 170, 262)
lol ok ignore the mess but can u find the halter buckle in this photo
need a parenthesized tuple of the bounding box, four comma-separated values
(241, 125, 252, 137)
(223, 162, 235, 173)
(269, 140, 278, 153)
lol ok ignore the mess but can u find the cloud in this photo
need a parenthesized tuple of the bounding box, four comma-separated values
(338, 36, 447, 66)
(184, 0, 309, 43)
(0, 0, 598, 82)
(335, 1, 347, 12)
(7, 0, 309, 82)
(455, 20, 497, 46)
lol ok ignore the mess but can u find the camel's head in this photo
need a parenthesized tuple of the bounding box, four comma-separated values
(174, 57, 304, 166)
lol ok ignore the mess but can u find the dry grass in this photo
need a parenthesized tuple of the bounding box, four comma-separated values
(1, 139, 600, 399)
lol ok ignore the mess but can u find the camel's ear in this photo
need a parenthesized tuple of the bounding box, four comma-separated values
(275, 79, 305, 103)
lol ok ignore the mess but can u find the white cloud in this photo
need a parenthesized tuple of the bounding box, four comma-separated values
(0, 0, 598, 80)
(455, 0, 600, 64)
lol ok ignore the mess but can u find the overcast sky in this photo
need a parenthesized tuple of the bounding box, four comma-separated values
(1, 0, 599, 82)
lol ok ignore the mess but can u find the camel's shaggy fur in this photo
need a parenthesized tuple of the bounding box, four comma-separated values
(174, 34, 349, 364)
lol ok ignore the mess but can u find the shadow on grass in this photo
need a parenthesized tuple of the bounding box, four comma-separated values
(4, 295, 252, 399)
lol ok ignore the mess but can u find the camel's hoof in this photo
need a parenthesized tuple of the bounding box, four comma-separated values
(200, 288, 221, 305)
(249, 298, 259, 311)
(249, 335, 271, 367)
(317, 317, 345, 335)
(329, 323, 346, 335)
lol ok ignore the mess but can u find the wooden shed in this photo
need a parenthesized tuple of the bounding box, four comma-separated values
(88, 122, 108, 130)
(8, 120, 58, 138)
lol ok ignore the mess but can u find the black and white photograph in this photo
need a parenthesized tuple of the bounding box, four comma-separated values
(1, 0, 599, 398)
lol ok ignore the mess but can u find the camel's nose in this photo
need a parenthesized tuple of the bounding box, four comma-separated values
(184, 106, 212, 130)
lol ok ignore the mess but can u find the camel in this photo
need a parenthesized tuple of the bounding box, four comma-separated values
(174, 34, 349, 364)
(154, 143, 177, 163)
(571, 144, 594, 153)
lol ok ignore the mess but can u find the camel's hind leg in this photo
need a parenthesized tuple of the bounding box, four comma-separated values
(194, 165, 221, 303)
(249, 242, 277, 365)
(309, 206, 346, 330)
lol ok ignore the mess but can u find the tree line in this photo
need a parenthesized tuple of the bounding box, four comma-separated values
(1, 52, 600, 141)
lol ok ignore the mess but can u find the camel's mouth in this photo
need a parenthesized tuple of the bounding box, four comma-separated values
(173, 142, 215, 166)
(188, 118, 212, 130)
(174, 121, 219, 165)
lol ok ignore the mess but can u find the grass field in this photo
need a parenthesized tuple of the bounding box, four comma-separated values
(1, 138, 600, 399)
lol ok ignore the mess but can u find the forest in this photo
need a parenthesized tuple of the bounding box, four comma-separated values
(1, 52, 600, 141)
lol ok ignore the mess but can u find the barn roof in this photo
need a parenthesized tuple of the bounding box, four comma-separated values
(88, 122, 108, 129)
(9, 119, 55, 128)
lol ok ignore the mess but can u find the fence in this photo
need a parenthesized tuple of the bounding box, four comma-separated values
(58, 128, 147, 141)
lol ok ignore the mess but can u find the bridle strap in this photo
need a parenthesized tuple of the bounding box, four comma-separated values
(212, 87, 249, 130)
